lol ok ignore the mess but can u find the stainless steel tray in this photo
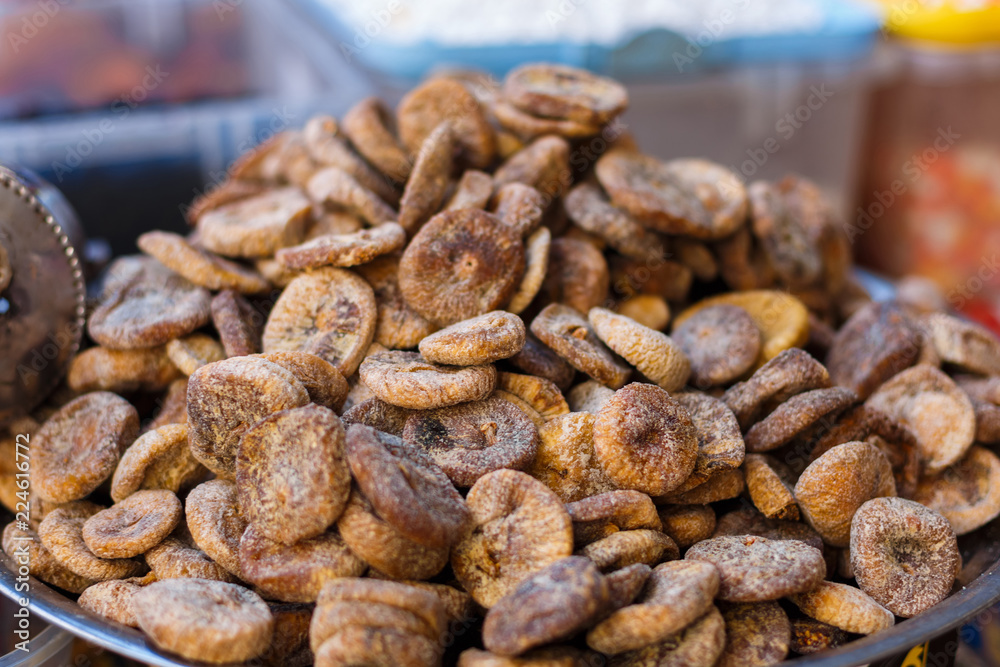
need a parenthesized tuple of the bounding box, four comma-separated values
(3, 270, 998, 666)
(2, 519, 1000, 667)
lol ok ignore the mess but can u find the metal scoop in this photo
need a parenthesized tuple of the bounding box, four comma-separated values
(0, 166, 85, 427)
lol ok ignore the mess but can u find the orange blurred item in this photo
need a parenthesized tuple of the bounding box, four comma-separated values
(855, 42, 1000, 333)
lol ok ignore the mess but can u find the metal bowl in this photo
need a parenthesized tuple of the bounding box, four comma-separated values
(2, 517, 1000, 667)
(3, 270, 997, 666)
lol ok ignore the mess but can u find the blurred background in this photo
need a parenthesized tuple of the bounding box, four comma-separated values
(1, 0, 999, 331)
(0, 0, 998, 663)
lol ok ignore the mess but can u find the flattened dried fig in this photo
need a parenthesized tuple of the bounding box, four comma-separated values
(399, 122, 455, 234)
(504, 63, 628, 124)
(567, 490, 661, 545)
(743, 454, 799, 521)
(827, 301, 921, 400)
(484, 556, 609, 656)
(361, 350, 496, 410)
(657, 504, 716, 550)
(669, 392, 745, 494)
(240, 524, 366, 602)
(306, 167, 397, 226)
(923, 312, 1000, 376)
(419, 311, 526, 366)
(257, 350, 349, 411)
(564, 182, 663, 260)
(341, 397, 415, 435)
(606, 607, 726, 667)
(397, 78, 495, 169)
(342, 97, 412, 183)
(659, 468, 746, 506)
(589, 308, 690, 392)
(542, 237, 610, 315)
(851, 496, 959, 618)
(794, 441, 897, 548)
(34, 392, 138, 503)
(336, 489, 448, 580)
(276, 222, 406, 270)
(137, 230, 270, 293)
(2, 522, 95, 593)
(493, 136, 570, 198)
(186, 357, 309, 477)
(567, 380, 616, 417)
(262, 266, 377, 376)
(452, 470, 574, 608)
(403, 395, 538, 486)
(595, 151, 747, 240)
(399, 209, 525, 327)
(617, 295, 670, 332)
(68, 345, 181, 393)
(507, 227, 551, 315)
(133, 579, 274, 663)
(356, 255, 437, 350)
(712, 508, 823, 552)
(237, 404, 350, 545)
(211, 289, 262, 357)
(38, 502, 146, 581)
(89, 256, 212, 350)
(186, 479, 247, 578)
(346, 424, 468, 548)
(673, 290, 809, 370)
(789, 581, 894, 635)
(198, 187, 311, 258)
(492, 182, 545, 237)
(531, 304, 630, 389)
(911, 445, 1000, 535)
(145, 535, 237, 582)
(671, 304, 761, 388)
(578, 529, 678, 572)
(78, 577, 149, 627)
(866, 364, 975, 474)
(82, 490, 182, 558)
(594, 383, 697, 496)
(447, 169, 494, 211)
(525, 412, 616, 502)
(744, 387, 857, 453)
(686, 535, 825, 602)
(722, 349, 830, 431)
(111, 424, 207, 502)
(508, 329, 576, 390)
(493, 101, 602, 140)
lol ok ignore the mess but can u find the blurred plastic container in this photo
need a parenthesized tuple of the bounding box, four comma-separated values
(0, 0, 375, 253)
(854, 6, 1000, 331)
(294, 0, 882, 220)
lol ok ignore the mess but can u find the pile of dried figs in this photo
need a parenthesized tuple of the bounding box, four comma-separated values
(4, 62, 1000, 667)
